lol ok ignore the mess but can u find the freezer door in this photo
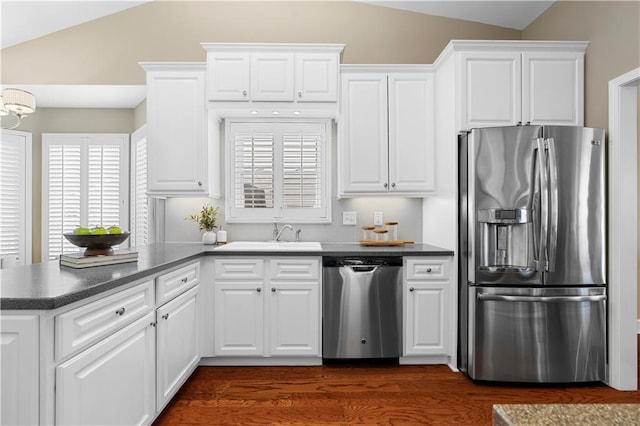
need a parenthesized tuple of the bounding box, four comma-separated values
(542, 126, 606, 285)
(467, 126, 543, 285)
(468, 286, 606, 382)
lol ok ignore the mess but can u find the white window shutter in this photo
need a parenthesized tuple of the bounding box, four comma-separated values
(43, 134, 129, 260)
(0, 130, 32, 267)
(130, 128, 149, 247)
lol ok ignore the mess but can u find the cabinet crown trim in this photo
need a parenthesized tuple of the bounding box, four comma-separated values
(140, 62, 206, 71)
(435, 40, 589, 68)
(201, 42, 345, 53)
(341, 64, 434, 73)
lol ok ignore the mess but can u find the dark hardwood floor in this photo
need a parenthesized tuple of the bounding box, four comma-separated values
(154, 337, 640, 425)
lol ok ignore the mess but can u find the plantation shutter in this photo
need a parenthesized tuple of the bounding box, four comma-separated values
(130, 128, 150, 246)
(43, 134, 129, 260)
(0, 130, 32, 267)
(227, 120, 330, 223)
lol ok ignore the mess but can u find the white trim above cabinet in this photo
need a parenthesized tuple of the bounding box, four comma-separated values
(339, 65, 435, 197)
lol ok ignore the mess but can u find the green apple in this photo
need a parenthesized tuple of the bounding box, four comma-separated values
(73, 226, 90, 235)
(90, 226, 107, 235)
(107, 225, 122, 234)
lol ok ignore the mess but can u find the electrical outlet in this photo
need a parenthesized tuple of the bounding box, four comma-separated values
(343, 211, 357, 225)
(373, 211, 384, 226)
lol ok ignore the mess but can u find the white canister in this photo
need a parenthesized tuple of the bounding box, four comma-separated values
(216, 227, 227, 244)
(202, 231, 217, 245)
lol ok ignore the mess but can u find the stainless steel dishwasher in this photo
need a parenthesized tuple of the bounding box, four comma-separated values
(322, 257, 403, 359)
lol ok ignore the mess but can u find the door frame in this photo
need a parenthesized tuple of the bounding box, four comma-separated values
(608, 67, 639, 390)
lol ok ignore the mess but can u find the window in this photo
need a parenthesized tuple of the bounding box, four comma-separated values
(226, 120, 330, 223)
(42, 134, 129, 260)
(0, 130, 32, 267)
(130, 126, 151, 247)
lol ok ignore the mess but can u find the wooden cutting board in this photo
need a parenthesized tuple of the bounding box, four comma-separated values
(360, 240, 415, 246)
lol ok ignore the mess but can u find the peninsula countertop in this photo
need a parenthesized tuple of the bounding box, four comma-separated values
(0, 242, 453, 310)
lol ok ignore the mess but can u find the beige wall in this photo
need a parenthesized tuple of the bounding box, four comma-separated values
(17, 109, 135, 263)
(524, 0, 640, 322)
(1, 1, 519, 84)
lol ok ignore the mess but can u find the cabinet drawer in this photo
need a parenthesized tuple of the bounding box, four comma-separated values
(215, 258, 264, 280)
(270, 258, 320, 280)
(55, 281, 154, 361)
(156, 261, 200, 306)
(405, 258, 450, 281)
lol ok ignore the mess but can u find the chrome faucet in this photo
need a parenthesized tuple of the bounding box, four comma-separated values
(273, 223, 293, 241)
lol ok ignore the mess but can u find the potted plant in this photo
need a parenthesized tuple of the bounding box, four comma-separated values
(186, 204, 220, 244)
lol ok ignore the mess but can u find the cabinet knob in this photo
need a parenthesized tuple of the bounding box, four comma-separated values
(426, 268, 432, 273)
(256, 287, 262, 293)
(181, 277, 188, 283)
(391, 182, 396, 188)
(409, 287, 415, 292)
(162, 313, 169, 320)
(115, 307, 126, 316)
(297, 91, 302, 98)
(271, 287, 277, 292)
(197, 181, 202, 186)
(517, 121, 522, 126)
(150, 322, 157, 328)
(525, 121, 531, 126)
(242, 90, 247, 96)
(384, 183, 388, 188)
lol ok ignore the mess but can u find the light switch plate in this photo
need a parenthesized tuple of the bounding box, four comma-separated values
(373, 211, 384, 226)
(343, 211, 357, 225)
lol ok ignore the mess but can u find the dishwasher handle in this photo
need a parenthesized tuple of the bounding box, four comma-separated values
(477, 294, 607, 303)
(348, 265, 378, 273)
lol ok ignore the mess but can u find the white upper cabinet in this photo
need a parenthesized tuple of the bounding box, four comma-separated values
(142, 63, 220, 197)
(456, 42, 586, 129)
(203, 43, 344, 106)
(339, 66, 435, 197)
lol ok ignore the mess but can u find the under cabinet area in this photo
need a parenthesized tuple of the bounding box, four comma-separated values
(339, 66, 435, 196)
(211, 257, 321, 362)
(403, 257, 453, 361)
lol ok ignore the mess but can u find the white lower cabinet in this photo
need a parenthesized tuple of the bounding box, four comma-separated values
(156, 285, 200, 410)
(55, 312, 156, 426)
(0, 315, 39, 426)
(404, 257, 452, 357)
(213, 257, 321, 359)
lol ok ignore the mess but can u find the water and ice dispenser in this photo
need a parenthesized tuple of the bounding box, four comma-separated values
(477, 208, 533, 275)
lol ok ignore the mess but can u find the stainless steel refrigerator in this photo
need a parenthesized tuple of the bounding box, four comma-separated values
(458, 125, 607, 383)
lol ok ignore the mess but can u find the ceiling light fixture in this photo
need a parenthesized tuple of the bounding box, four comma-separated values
(1, 88, 37, 130)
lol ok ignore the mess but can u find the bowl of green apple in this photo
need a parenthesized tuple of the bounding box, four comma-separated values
(63, 226, 130, 256)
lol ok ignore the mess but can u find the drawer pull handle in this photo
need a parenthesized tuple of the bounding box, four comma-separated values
(256, 287, 262, 293)
(181, 277, 188, 283)
(271, 287, 276, 292)
(426, 268, 432, 273)
(115, 307, 126, 316)
(409, 287, 415, 292)
(162, 313, 169, 320)
(150, 322, 157, 328)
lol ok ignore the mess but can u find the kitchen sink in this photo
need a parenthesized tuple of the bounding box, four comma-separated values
(213, 241, 323, 251)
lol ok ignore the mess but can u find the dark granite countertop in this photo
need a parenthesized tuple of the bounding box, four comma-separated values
(1, 242, 453, 311)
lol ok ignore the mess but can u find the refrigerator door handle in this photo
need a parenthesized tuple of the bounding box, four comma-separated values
(546, 137, 559, 272)
(477, 294, 607, 303)
(535, 137, 549, 272)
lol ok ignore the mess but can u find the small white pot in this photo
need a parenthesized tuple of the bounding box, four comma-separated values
(202, 231, 217, 245)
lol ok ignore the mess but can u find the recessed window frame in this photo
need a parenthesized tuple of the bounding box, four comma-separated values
(225, 119, 331, 224)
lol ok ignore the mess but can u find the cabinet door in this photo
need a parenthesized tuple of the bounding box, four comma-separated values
(56, 313, 156, 426)
(269, 282, 320, 356)
(388, 73, 435, 193)
(207, 52, 250, 101)
(147, 70, 207, 194)
(405, 282, 450, 355)
(157, 286, 199, 410)
(522, 52, 584, 126)
(0, 315, 39, 426)
(214, 282, 264, 356)
(295, 53, 338, 102)
(460, 52, 522, 128)
(339, 73, 389, 194)
(251, 53, 295, 101)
